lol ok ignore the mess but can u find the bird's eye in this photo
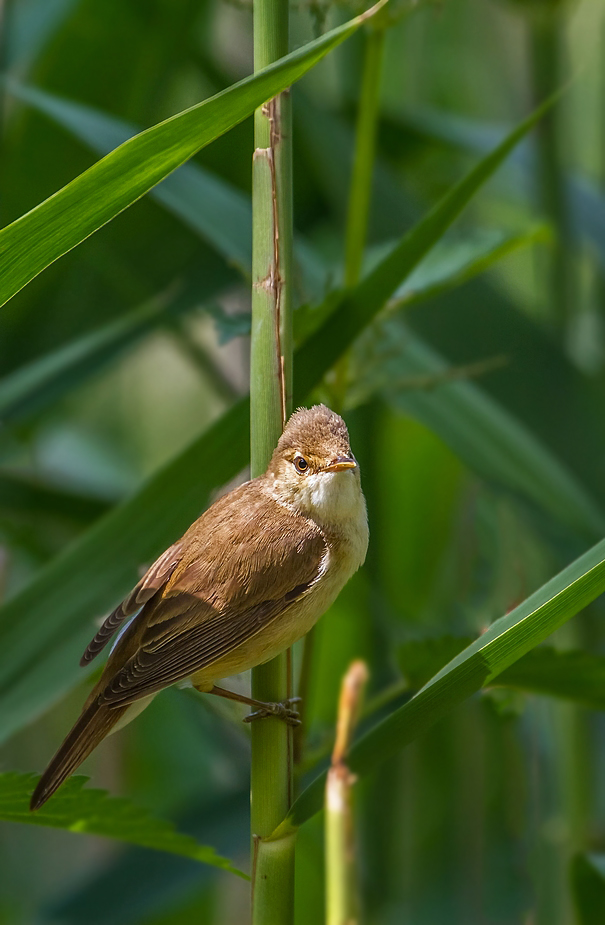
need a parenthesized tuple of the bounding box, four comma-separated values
(293, 455, 309, 474)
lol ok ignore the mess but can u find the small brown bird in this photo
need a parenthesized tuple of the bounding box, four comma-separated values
(31, 404, 368, 810)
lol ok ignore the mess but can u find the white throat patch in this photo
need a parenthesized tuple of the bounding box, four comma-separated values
(294, 470, 362, 528)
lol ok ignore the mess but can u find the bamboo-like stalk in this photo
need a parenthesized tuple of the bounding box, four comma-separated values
(249, 0, 295, 920)
(325, 660, 369, 925)
(344, 26, 385, 289)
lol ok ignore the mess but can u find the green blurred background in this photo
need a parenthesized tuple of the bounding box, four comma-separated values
(1, 0, 605, 922)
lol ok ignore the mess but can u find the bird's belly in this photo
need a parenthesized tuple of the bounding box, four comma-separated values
(191, 554, 355, 691)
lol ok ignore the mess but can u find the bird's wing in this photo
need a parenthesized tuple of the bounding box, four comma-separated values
(80, 541, 183, 665)
(96, 486, 327, 706)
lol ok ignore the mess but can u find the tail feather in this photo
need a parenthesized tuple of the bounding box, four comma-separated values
(30, 699, 127, 811)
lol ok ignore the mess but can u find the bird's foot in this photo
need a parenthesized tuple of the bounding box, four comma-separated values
(243, 697, 301, 726)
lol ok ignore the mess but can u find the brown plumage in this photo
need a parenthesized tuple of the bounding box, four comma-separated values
(31, 405, 368, 810)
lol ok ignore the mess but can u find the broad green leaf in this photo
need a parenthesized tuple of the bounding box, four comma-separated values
(8, 83, 252, 275)
(0, 7, 374, 308)
(398, 637, 605, 711)
(284, 536, 605, 830)
(0, 772, 246, 878)
(8, 83, 328, 301)
(0, 94, 550, 742)
(351, 321, 605, 541)
(571, 854, 605, 925)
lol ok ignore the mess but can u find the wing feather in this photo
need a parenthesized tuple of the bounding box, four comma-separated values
(80, 542, 183, 665)
(92, 482, 327, 706)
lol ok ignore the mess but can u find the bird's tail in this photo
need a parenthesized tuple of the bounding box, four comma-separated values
(30, 699, 127, 811)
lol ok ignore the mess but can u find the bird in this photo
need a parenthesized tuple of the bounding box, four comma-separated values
(30, 404, 368, 810)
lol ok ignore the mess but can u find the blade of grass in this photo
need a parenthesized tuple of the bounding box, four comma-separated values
(8, 83, 329, 300)
(295, 225, 545, 345)
(7, 82, 253, 275)
(0, 5, 379, 308)
(282, 536, 605, 831)
(397, 637, 605, 712)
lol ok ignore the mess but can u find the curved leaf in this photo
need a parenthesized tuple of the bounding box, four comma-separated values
(398, 637, 605, 711)
(8, 82, 328, 300)
(8, 83, 252, 274)
(0, 7, 374, 307)
(284, 536, 605, 830)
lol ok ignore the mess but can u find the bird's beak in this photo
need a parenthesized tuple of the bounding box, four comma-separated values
(323, 456, 357, 473)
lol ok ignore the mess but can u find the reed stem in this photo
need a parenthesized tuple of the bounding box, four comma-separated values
(249, 0, 295, 919)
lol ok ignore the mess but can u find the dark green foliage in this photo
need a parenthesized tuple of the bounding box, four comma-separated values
(0, 0, 603, 922)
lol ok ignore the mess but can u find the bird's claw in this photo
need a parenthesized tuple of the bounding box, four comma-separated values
(243, 697, 302, 726)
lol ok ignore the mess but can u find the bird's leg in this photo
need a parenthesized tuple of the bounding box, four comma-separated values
(205, 685, 301, 726)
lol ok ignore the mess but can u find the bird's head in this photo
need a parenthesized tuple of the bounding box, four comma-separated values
(265, 405, 363, 526)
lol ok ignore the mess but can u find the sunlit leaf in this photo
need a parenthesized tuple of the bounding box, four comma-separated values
(0, 8, 373, 308)
(9, 83, 329, 303)
(8, 83, 253, 274)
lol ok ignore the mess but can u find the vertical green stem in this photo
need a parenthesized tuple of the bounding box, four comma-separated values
(325, 661, 368, 925)
(344, 27, 385, 289)
(250, 0, 295, 919)
(529, 9, 572, 335)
